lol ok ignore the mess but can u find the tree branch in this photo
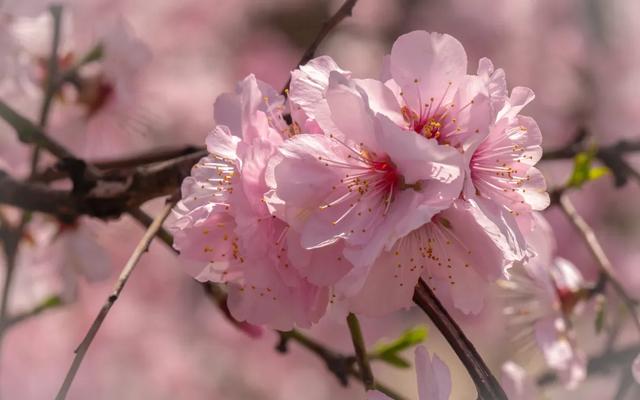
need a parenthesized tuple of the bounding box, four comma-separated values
(277, 329, 406, 399)
(281, 0, 358, 94)
(557, 193, 640, 334)
(542, 130, 640, 187)
(0, 5, 65, 355)
(54, 200, 175, 400)
(413, 279, 507, 400)
(346, 312, 375, 390)
(0, 150, 205, 221)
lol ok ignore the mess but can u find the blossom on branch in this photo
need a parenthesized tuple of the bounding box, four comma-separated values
(173, 30, 547, 328)
(499, 213, 587, 389)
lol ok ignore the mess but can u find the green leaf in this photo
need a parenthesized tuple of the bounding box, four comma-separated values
(566, 150, 609, 189)
(588, 166, 609, 181)
(35, 295, 63, 313)
(371, 326, 428, 368)
(377, 353, 411, 368)
(80, 43, 104, 65)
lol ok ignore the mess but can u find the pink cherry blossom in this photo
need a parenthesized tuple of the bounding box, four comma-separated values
(500, 362, 536, 400)
(379, 31, 493, 158)
(370, 31, 548, 221)
(171, 74, 335, 330)
(5, 9, 153, 159)
(468, 58, 550, 219)
(267, 69, 464, 296)
(0, 214, 110, 315)
(349, 197, 525, 316)
(368, 345, 451, 400)
(500, 213, 587, 389)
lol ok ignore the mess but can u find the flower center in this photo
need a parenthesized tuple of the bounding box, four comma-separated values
(398, 80, 478, 148)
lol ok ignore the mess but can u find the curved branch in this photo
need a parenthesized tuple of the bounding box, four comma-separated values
(558, 194, 640, 334)
(0, 150, 205, 220)
(55, 200, 175, 400)
(281, 0, 358, 94)
(413, 279, 507, 400)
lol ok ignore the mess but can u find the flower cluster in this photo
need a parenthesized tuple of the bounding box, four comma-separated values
(500, 213, 587, 388)
(171, 31, 548, 329)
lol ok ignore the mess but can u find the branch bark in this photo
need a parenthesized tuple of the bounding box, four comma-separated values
(0, 150, 205, 220)
(557, 193, 640, 334)
(281, 0, 358, 94)
(54, 200, 175, 400)
(413, 279, 507, 400)
(346, 312, 375, 390)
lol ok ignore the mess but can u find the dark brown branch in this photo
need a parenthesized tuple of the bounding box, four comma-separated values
(543, 138, 640, 161)
(543, 133, 640, 187)
(32, 146, 205, 183)
(277, 329, 406, 399)
(0, 99, 75, 161)
(0, 5, 65, 354)
(55, 200, 175, 400)
(413, 279, 507, 400)
(0, 150, 205, 221)
(281, 0, 358, 94)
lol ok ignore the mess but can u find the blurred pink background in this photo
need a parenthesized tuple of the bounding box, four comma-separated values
(2, 0, 640, 399)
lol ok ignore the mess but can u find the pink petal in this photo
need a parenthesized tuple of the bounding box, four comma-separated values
(289, 55, 350, 135)
(534, 316, 586, 389)
(286, 231, 353, 286)
(213, 92, 241, 133)
(325, 72, 378, 149)
(206, 126, 240, 161)
(477, 57, 508, 116)
(419, 198, 526, 314)
(415, 346, 452, 400)
(353, 78, 403, 125)
(632, 353, 640, 384)
(347, 236, 424, 316)
(500, 362, 535, 400)
(390, 31, 467, 113)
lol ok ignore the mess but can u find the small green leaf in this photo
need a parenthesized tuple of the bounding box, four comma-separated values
(378, 353, 411, 368)
(80, 43, 104, 65)
(588, 166, 609, 181)
(35, 295, 63, 312)
(566, 150, 609, 189)
(371, 326, 428, 368)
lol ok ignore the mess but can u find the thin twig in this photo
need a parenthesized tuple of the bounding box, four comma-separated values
(0, 295, 63, 334)
(542, 132, 640, 187)
(346, 312, 375, 390)
(542, 135, 640, 161)
(281, 0, 358, 94)
(0, 99, 74, 161)
(278, 329, 406, 400)
(557, 193, 640, 334)
(54, 200, 175, 400)
(0, 5, 64, 351)
(413, 279, 507, 400)
(127, 208, 177, 253)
